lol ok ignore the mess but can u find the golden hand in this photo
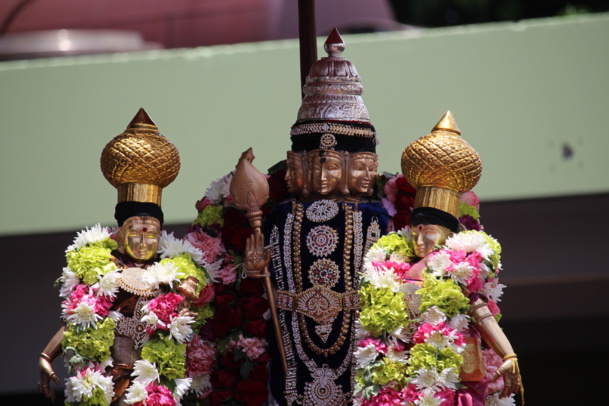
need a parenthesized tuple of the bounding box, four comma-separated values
(244, 231, 270, 278)
(493, 357, 521, 398)
(39, 354, 60, 401)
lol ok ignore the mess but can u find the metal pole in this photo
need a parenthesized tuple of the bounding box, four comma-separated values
(298, 0, 318, 99)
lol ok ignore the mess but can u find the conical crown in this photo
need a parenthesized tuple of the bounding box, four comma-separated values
(401, 111, 481, 217)
(100, 108, 180, 206)
(296, 28, 369, 123)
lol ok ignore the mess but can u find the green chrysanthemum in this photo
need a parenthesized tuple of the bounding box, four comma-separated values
(66, 246, 117, 285)
(374, 232, 414, 259)
(458, 202, 480, 220)
(194, 205, 224, 228)
(62, 318, 115, 365)
(406, 343, 464, 376)
(141, 336, 186, 380)
(482, 232, 502, 270)
(371, 358, 409, 387)
(419, 275, 470, 318)
(359, 282, 409, 336)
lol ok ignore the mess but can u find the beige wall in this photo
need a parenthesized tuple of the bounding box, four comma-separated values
(1, 13, 608, 236)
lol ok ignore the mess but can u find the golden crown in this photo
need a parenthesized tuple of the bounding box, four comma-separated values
(100, 108, 180, 206)
(401, 111, 481, 218)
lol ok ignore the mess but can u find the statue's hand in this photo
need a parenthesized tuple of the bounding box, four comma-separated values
(244, 232, 270, 278)
(493, 357, 521, 398)
(39, 355, 60, 401)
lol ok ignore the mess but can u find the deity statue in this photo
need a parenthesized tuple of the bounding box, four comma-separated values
(355, 112, 522, 406)
(38, 109, 214, 406)
(243, 29, 391, 406)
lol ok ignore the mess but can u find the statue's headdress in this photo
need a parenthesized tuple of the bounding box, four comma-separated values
(401, 111, 481, 232)
(290, 28, 377, 153)
(100, 108, 180, 225)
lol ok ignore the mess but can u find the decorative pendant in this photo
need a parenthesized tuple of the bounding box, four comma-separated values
(306, 200, 339, 223)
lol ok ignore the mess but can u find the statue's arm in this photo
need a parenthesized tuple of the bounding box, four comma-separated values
(470, 298, 522, 399)
(39, 325, 66, 401)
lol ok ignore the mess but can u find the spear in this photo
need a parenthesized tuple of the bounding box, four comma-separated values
(229, 148, 288, 375)
(298, 0, 318, 99)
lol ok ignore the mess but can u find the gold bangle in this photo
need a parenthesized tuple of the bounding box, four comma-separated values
(503, 353, 517, 360)
(474, 313, 495, 323)
(40, 353, 52, 362)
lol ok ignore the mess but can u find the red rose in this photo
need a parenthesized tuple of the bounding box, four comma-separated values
(249, 360, 269, 383)
(394, 194, 415, 211)
(393, 210, 411, 232)
(222, 208, 252, 251)
(235, 380, 268, 406)
(210, 389, 233, 406)
(240, 296, 269, 320)
(215, 291, 237, 308)
(242, 319, 268, 337)
(211, 369, 240, 389)
(255, 352, 270, 364)
(214, 305, 243, 337)
(238, 277, 265, 296)
(267, 170, 289, 203)
(191, 283, 215, 308)
(395, 176, 416, 194)
(221, 351, 244, 371)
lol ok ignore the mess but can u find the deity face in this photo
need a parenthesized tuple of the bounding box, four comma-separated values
(347, 153, 377, 196)
(411, 223, 452, 258)
(285, 151, 306, 195)
(118, 216, 161, 263)
(309, 151, 344, 196)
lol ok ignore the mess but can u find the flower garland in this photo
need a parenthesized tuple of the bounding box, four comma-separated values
(355, 198, 516, 406)
(58, 224, 215, 406)
(188, 166, 290, 406)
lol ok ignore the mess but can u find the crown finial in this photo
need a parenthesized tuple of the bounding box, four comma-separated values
(127, 107, 157, 129)
(432, 110, 460, 135)
(324, 28, 345, 58)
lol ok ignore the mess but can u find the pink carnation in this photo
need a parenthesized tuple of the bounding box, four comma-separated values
(195, 197, 212, 213)
(460, 191, 480, 210)
(186, 334, 216, 376)
(382, 260, 413, 281)
(147, 292, 184, 325)
(235, 335, 266, 360)
(358, 337, 388, 354)
(413, 322, 464, 347)
(434, 388, 456, 405)
(487, 299, 500, 316)
(402, 383, 421, 403)
(361, 387, 404, 406)
(63, 284, 113, 319)
(186, 229, 226, 263)
(145, 382, 176, 406)
(383, 175, 400, 203)
(482, 348, 504, 394)
(218, 256, 237, 284)
(465, 274, 484, 293)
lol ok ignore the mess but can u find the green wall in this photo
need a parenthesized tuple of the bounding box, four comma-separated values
(1, 13, 608, 236)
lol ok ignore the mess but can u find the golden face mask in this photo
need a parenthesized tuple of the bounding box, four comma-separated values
(347, 152, 377, 197)
(308, 151, 344, 197)
(118, 216, 161, 263)
(411, 223, 452, 258)
(285, 151, 306, 195)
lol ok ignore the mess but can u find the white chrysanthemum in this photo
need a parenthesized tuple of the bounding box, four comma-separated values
(169, 315, 195, 343)
(354, 343, 378, 368)
(124, 381, 147, 404)
(65, 368, 114, 404)
(426, 251, 451, 276)
(449, 262, 476, 285)
(397, 226, 412, 239)
(390, 326, 413, 343)
(486, 393, 516, 406)
(446, 231, 493, 257)
(173, 377, 193, 404)
(141, 311, 163, 329)
(146, 261, 182, 289)
(66, 224, 113, 252)
(205, 173, 233, 203)
(424, 329, 464, 353)
(365, 245, 387, 263)
(411, 368, 441, 391)
(100, 356, 114, 371)
(59, 267, 81, 298)
(364, 263, 401, 292)
(202, 258, 223, 282)
(447, 313, 470, 332)
(483, 282, 506, 302)
(67, 302, 102, 329)
(421, 307, 447, 326)
(480, 262, 491, 278)
(158, 231, 204, 264)
(386, 347, 408, 364)
(107, 310, 123, 323)
(354, 319, 369, 341)
(191, 374, 212, 397)
(415, 391, 443, 406)
(132, 360, 159, 387)
(96, 270, 120, 298)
